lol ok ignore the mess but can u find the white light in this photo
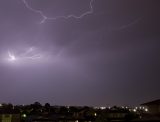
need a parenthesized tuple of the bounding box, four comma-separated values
(145, 108, 148, 112)
(94, 113, 97, 116)
(133, 109, 137, 112)
(22, 114, 27, 118)
(8, 51, 16, 61)
(94, 107, 99, 109)
(100, 107, 106, 110)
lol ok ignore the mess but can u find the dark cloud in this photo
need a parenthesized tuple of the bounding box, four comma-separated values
(0, 0, 159, 106)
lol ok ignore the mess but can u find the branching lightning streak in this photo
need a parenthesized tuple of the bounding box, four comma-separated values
(24, 54, 41, 59)
(7, 47, 42, 62)
(8, 51, 16, 61)
(112, 17, 143, 31)
(22, 47, 42, 60)
(22, 0, 94, 24)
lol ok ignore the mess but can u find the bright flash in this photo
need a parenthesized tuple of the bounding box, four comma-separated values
(8, 51, 16, 61)
(6, 47, 44, 64)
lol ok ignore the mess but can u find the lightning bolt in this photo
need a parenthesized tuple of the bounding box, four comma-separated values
(21, 47, 42, 60)
(8, 51, 16, 61)
(7, 47, 42, 62)
(112, 17, 143, 31)
(24, 54, 42, 59)
(22, 0, 94, 24)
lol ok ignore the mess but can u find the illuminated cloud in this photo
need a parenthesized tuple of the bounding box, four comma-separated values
(0, 0, 159, 106)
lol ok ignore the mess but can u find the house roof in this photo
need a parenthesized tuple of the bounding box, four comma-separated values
(141, 99, 160, 106)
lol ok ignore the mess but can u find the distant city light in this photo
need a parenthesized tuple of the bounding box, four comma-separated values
(94, 113, 97, 116)
(94, 107, 98, 109)
(145, 108, 148, 112)
(100, 107, 106, 110)
(22, 114, 27, 118)
(133, 109, 137, 112)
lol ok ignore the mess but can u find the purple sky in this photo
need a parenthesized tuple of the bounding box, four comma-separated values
(0, 0, 159, 106)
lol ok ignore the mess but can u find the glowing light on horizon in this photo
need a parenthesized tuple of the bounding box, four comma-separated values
(133, 109, 137, 112)
(94, 113, 97, 116)
(145, 108, 148, 112)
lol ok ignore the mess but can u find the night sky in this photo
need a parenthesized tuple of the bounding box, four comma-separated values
(0, 0, 159, 106)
